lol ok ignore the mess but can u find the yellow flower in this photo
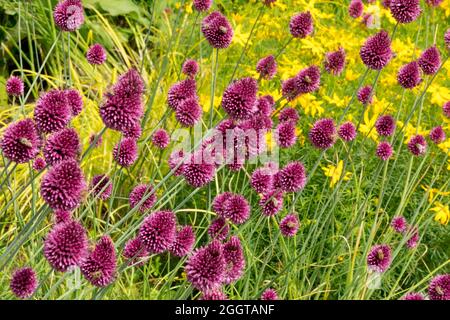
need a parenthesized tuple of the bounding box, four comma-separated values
(437, 138, 450, 155)
(323, 93, 350, 108)
(232, 25, 251, 47)
(345, 69, 359, 81)
(421, 185, 450, 203)
(442, 0, 450, 17)
(428, 84, 450, 107)
(396, 121, 428, 143)
(371, 96, 392, 116)
(199, 94, 221, 113)
(359, 110, 378, 142)
(430, 202, 450, 225)
(322, 160, 352, 188)
(297, 94, 324, 117)
(265, 131, 274, 151)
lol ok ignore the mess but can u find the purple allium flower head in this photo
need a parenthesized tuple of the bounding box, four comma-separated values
(376, 141, 393, 161)
(309, 118, 337, 149)
(53, 0, 84, 32)
(221, 194, 250, 225)
(113, 137, 138, 167)
(221, 77, 258, 121)
(279, 107, 300, 124)
(282, 77, 301, 101)
(444, 101, 450, 118)
(6, 75, 24, 96)
(256, 55, 277, 80)
(182, 59, 199, 78)
(276, 161, 307, 193)
(176, 98, 203, 127)
(123, 237, 148, 266)
(389, 0, 421, 24)
(280, 214, 300, 237)
(408, 135, 427, 156)
(90, 174, 112, 200)
(260, 190, 283, 216)
(391, 216, 407, 233)
(367, 244, 392, 273)
(86, 43, 107, 65)
(152, 129, 170, 149)
(40, 159, 86, 211)
(43, 128, 81, 166)
(425, 0, 442, 6)
(183, 152, 216, 188)
(200, 289, 228, 300)
(186, 240, 225, 292)
(349, 0, 364, 18)
(33, 157, 46, 171)
(1, 118, 40, 163)
(10, 267, 38, 299)
(201, 11, 234, 49)
(429, 126, 446, 144)
(129, 184, 157, 213)
(251, 167, 274, 194)
(418, 46, 441, 75)
(296, 65, 321, 94)
(375, 115, 396, 137)
(65, 89, 83, 117)
(360, 30, 393, 70)
(445, 29, 450, 50)
(208, 217, 230, 241)
(138, 211, 177, 254)
(213, 192, 233, 216)
(223, 236, 245, 284)
(276, 121, 297, 148)
(99, 69, 144, 133)
(34, 89, 72, 134)
(193, 0, 212, 12)
(80, 236, 117, 287)
(428, 274, 450, 300)
(406, 227, 419, 249)
(54, 209, 72, 224)
(169, 225, 196, 257)
(397, 61, 422, 89)
(168, 149, 186, 176)
(324, 47, 346, 76)
(358, 85, 373, 105)
(122, 122, 142, 139)
(338, 121, 357, 141)
(402, 292, 425, 300)
(44, 220, 88, 272)
(167, 79, 198, 111)
(256, 96, 274, 116)
(261, 288, 278, 300)
(289, 11, 313, 39)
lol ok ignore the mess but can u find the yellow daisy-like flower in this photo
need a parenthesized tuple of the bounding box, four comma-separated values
(421, 185, 450, 203)
(428, 84, 450, 107)
(323, 93, 350, 109)
(232, 24, 252, 47)
(297, 94, 324, 117)
(359, 110, 379, 142)
(430, 202, 450, 225)
(322, 160, 352, 188)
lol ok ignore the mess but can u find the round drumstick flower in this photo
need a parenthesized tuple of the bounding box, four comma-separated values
(65, 89, 83, 117)
(129, 184, 157, 213)
(397, 61, 422, 89)
(1, 118, 41, 163)
(406, 227, 419, 249)
(90, 175, 112, 200)
(54, 209, 71, 224)
(282, 77, 301, 101)
(375, 115, 396, 137)
(389, 0, 421, 24)
(445, 29, 450, 50)
(276, 121, 297, 148)
(208, 217, 229, 241)
(376, 141, 393, 161)
(296, 65, 321, 94)
(280, 214, 299, 237)
(167, 79, 198, 111)
(33, 157, 46, 171)
(34, 89, 72, 134)
(279, 107, 300, 124)
(407, 135, 427, 156)
(358, 85, 373, 105)
(418, 46, 441, 75)
(289, 11, 313, 39)
(123, 237, 148, 266)
(200, 289, 228, 300)
(212, 192, 233, 217)
(183, 152, 216, 188)
(261, 288, 278, 300)
(402, 292, 425, 300)
(428, 274, 450, 300)
(201, 11, 234, 49)
(338, 121, 357, 141)
(256, 55, 277, 80)
(176, 98, 203, 127)
(391, 216, 407, 233)
(275, 161, 307, 193)
(182, 59, 199, 78)
(221, 194, 250, 225)
(138, 211, 177, 254)
(10, 267, 38, 299)
(360, 30, 393, 70)
(53, 0, 84, 32)
(152, 129, 170, 149)
(348, 0, 364, 18)
(221, 77, 258, 120)
(168, 149, 186, 176)
(444, 101, 450, 118)
(309, 118, 337, 149)
(169, 225, 196, 257)
(113, 137, 138, 167)
(193, 0, 212, 12)
(43, 128, 81, 166)
(251, 167, 274, 194)
(6, 75, 24, 96)
(429, 126, 446, 144)
(367, 244, 392, 273)
(86, 43, 107, 65)
(223, 236, 245, 284)
(324, 47, 346, 76)
(259, 190, 283, 216)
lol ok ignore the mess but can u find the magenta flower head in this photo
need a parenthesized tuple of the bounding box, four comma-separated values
(6, 75, 24, 96)
(397, 61, 422, 89)
(176, 98, 203, 127)
(376, 141, 393, 161)
(169, 225, 196, 257)
(261, 288, 278, 300)
(259, 95, 275, 113)
(276, 121, 297, 148)
(223, 236, 245, 284)
(129, 184, 157, 213)
(10, 267, 38, 299)
(259, 190, 283, 216)
(391, 216, 407, 233)
(208, 217, 229, 241)
(152, 129, 170, 149)
(221, 194, 251, 225)
(183, 153, 216, 188)
(80, 236, 117, 287)
(90, 174, 112, 200)
(358, 85, 373, 105)
(222, 77, 258, 121)
(44, 220, 88, 272)
(289, 11, 313, 39)
(279, 107, 300, 124)
(201, 11, 234, 49)
(402, 292, 425, 300)
(41, 159, 86, 211)
(167, 79, 198, 111)
(33, 157, 46, 171)
(428, 274, 450, 300)
(1, 118, 40, 163)
(200, 289, 228, 300)
(406, 227, 419, 249)
(86, 43, 107, 65)
(444, 101, 450, 118)
(65, 88, 83, 117)
(418, 46, 441, 75)
(429, 126, 446, 144)
(251, 167, 274, 194)
(34, 89, 72, 134)
(123, 237, 148, 266)
(296, 65, 321, 94)
(360, 30, 393, 70)
(375, 115, 396, 137)
(212, 192, 233, 216)
(275, 161, 307, 193)
(122, 122, 142, 139)
(389, 0, 421, 24)
(138, 211, 177, 254)
(54, 209, 71, 224)
(349, 0, 364, 18)
(168, 149, 186, 176)
(445, 29, 450, 50)
(407, 135, 427, 156)
(256, 55, 277, 80)
(44, 128, 81, 166)
(193, 0, 212, 12)
(186, 240, 225, 292)
(182, 59, 199, 78)
(338, 121, 357, 141)
(280, 214, 300, 237)
(324, 47, 346, 76)
(282, 77, 301, 101)
(367, 244, 392, 273)
(309, 118, 337, 149)
(113, 137, 138, 167)
(53, 0, 84, 32)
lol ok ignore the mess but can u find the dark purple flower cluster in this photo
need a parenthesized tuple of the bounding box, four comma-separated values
(444, 101, 450, 118)
(289, 11, 313, 39)
(402, 292, 425, 300)
(222, 236, 245, 284)
(123, 237, 149, 266)
(34, 89, 72, 134)
(212, 192, 250, 225)
(418, 46, 441, 75)
(208, 217, 229, 241)
(309, 118, 337, 149)
(428, 274, 450, 300)
(391, 216, 407, 233)
(357, 85, 373, 105)
(182, 59, 199, 78)
(43, 128, 81, 166)
(53, 0, 84, 32)
(86, 43, 107, 65)
(222, 77, 258, 120)
(91, 174, 113, 200)
(349, 0, 364, 18)
(429, 126, 446, 144)
(6, 76, 24, 96)
(256, 55, 277, 80)
(129, 184, 157, 213)
(169, 225, 196, 257)
(389, 0, 421, 24)
(183, 152, 216, 188)
(193, 0, 212, 12)
(10, 267, 38, 299)
(338, 121, 357, 141)
(276, 121, 297, 148)
(65, 89, 83, 117)
(360, 30, 393, 70)
(324, 47, 346, 76)
(397, 61, 422, 89)
(376, 141, 393, 161)
(367, 244, 392, 273)
(113, 137, 138, 167)
(201, 11, 234, 49)
(280, 214, 299, 237)
(407, 135, 427, 156)
(375, 115, 396, 137)
(261, 288, 278, 300)
(1, 118, 41, 163)
(138, 211, 177, 254)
